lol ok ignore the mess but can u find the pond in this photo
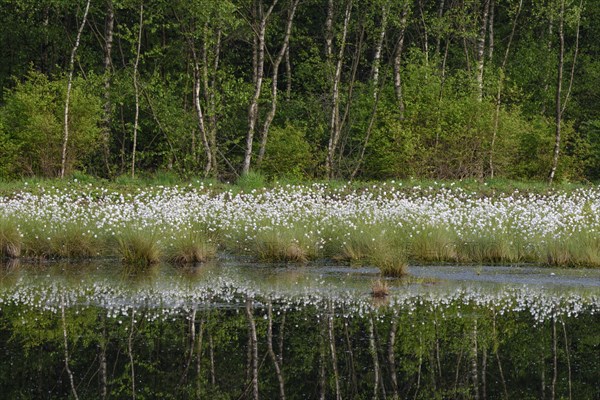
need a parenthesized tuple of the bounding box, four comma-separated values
(0, 261, 598, 399)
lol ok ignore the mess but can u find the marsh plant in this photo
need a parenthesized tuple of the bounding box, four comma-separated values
(2, 183, 600, 270)
(0, 217, 21, 258)
(165, 230, 216, 264)
(116, 228, 161, 267)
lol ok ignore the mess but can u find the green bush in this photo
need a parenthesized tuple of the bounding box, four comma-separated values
(259, 122, 314, 180)
(0, 70, 102, 178)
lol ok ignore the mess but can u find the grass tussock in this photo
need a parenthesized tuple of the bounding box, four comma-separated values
(545, 233, 600, 268)
(409, 226, 457, 262)
(117, 229, 161, 267)
(457, 235, 522, 264)
(0, 218, 22, 258)
(254, 228, 316, 263)
(371, 246, 408, 277)
(49, 224, 102, 259)
(166, 232, 216, 264)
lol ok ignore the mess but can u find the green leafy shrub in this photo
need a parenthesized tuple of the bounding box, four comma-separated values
(0, 70, 102, 178)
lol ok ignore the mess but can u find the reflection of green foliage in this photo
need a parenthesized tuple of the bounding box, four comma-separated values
(0, 295, 597, 399)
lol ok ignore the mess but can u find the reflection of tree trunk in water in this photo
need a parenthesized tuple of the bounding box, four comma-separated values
(328, 301, 341, 400)
(560, 317, 572, 400)
(246, 297, 259, 400)
(453, 347, 464, 395)
(267, 301, 286, 399)
(551, 317, 557, 400)
(129, 309, 136, 400)
(482, 349, 487, 400)
(319, 321, 326, 400)
(179, 307, 197, 388)
(61, 293, 80, 400)
(209, 332, 216, 387)
(195, 318, 205, 397)
(369, 317, 380, 399)
(388, 317, 399, 399)
(278, 311, 286, 365)
(414, 335, 424, 400)
(471, 319, 480, 400)
(344, 321, 358, 396)
(541, 351, 546, 399)
(434, 316, 442, 381)
(100, 315, 108, 400)
(491, 312, 508, 399)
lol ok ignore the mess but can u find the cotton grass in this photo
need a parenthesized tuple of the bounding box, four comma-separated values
(1, 183, 600, 270)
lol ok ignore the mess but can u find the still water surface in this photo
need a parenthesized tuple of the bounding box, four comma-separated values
(0, 261, 598, 399)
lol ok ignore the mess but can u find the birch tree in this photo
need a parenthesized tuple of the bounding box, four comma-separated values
(257, 0, 300, 167)
(60, 0, 91, 178)
(242, 0, 279, 175)
(325, 0, 352, 179)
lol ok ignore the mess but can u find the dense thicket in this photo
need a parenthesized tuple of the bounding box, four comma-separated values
(0, 0, 598, 182)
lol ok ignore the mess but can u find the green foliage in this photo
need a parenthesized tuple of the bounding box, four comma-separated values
(0, 70, 102, 178)
(235, 170, 267, 191)
(259, 122, 314, 180)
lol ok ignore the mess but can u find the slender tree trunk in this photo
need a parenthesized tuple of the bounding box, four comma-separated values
(285, 46, 292, 100)
(489, 0, 522, 178)
(435, 0, 445, 57)
(337, 20, 364, 167)
(325, 0, 352, 179)
(549, 0, 565, 184)
(131, 3, 143, 179)
(418, 0, 429, 67)
(61, 0, 91, 178)
(325, 0, 334, 59)
(208, 29, 222, 177)
(393, 4, 409, 118)
(488, 0, 495, 61)
(184, 21, 213, 176)
(102, 0, 115, 177)
(476, 0, 490, 101)
(371, 3, 388, 97)
(257, 0, 300, 167)
(243, 0, 279, 175)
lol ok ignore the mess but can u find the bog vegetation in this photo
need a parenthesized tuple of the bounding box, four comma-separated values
(0, 0, 598, 183)
(1, 182, 600, 273)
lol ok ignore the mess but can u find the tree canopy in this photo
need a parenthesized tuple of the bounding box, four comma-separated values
(0, 0, 597, 182)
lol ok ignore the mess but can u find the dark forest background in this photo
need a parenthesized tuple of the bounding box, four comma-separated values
(0, 0, 598, 182)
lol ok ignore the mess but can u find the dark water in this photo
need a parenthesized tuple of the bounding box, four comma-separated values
(0, 261, 598, 399)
